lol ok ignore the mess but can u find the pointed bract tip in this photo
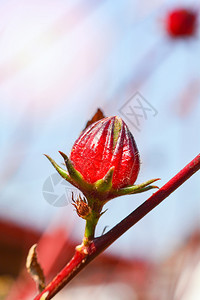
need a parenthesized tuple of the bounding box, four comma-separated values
(44, 154, 53, 162)
(95, 166, 115, 192)
(58, 151, 68, 159)
(152, 185, 159, 189)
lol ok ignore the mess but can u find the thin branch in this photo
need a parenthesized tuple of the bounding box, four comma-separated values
(34, 153, 200, 300)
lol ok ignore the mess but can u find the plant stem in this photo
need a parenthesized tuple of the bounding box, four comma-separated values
(82, 197, 103, 244)
(34, 153, 200, 300)
(34, 250, 88, 300)
(84, 219, 96, 242)
(83, 208, 101, 245)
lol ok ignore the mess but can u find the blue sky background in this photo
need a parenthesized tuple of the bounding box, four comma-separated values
(0, 0, 200, 261)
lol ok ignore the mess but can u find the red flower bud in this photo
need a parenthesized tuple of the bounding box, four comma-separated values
(166, 8, 197, 38)
(45, 114, 159, 236)
(45, 114, 159, 246)
(70, 116, 140, 189)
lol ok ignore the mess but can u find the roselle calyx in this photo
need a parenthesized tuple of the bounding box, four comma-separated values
(45, 116, 159, 243)
(45, 116, 158, 202)
(70, 116, 140, 190)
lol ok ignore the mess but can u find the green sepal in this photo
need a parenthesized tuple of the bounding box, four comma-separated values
(59, 151, 93, 191)
(94, 167, 114, 192)
(44, 154, 74, 185)
(112, 178, 160, 196)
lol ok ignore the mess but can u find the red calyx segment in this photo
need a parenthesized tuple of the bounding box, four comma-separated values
(70, 116, 140, 189)
(166, 8, 197, 37)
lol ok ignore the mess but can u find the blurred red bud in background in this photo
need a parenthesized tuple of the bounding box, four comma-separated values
(166, 8, 197, 38)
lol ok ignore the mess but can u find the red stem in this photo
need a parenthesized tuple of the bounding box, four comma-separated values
(34, 153, 200, 300)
